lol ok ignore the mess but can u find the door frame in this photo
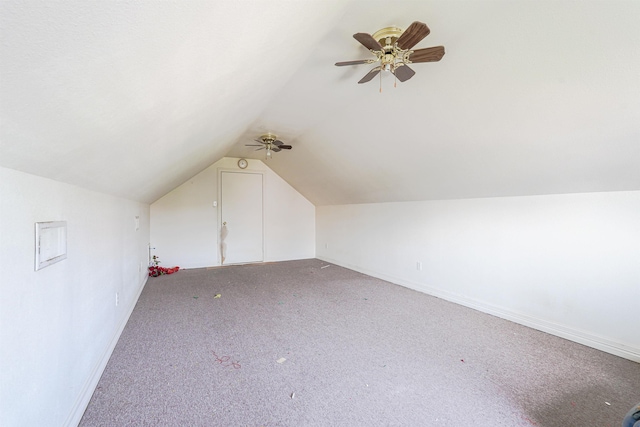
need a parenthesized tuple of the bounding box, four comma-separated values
(217, 168, 265, 265)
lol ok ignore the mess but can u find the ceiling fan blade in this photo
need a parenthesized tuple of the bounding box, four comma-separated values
(396, 21, 431, 50)
(358, 67, 381, 84)
(353, 33, 382, 51)
(245, 144, 263, 147)
(273, 140, 284, 146)
(254, 147, 265, 151)
(408, 46, 445, 63)
(393, 64, 416, 82)
(272, 146, 281, 152)
(279, 145, 292, 150)
(335, 59, 371, 67)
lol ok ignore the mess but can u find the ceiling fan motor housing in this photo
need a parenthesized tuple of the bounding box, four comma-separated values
(372, 26, 404, 46)
(260, 133, 277, 144)
(373, 26, 409, 70)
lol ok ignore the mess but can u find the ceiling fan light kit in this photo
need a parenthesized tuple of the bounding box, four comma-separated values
(244, 133, 292, 159)
(335, 21, 445, 91)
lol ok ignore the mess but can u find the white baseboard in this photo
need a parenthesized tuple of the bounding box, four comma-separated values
(318, 256, 640, 363)
(64, 275, 148, 427)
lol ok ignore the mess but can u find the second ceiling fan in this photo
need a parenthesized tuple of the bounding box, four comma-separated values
(245, 133, 292, 158)
(335, 21, 445, 86)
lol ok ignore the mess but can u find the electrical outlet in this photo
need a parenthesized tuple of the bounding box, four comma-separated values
(416, 262, 422, 271)
(325, 243, 329, 249)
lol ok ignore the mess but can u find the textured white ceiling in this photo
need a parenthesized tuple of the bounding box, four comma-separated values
(2, 1, 639, 205)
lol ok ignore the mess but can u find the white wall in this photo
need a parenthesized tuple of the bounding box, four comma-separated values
(0, 167, 150, 426)
(151, 157, 315, 268)
(316, 191, 640, 362)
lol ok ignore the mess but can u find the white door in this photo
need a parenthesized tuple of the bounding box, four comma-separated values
(220, 171, 263, 264)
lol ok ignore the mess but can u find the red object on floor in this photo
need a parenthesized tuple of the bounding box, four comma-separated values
(148, 266, 180, 277)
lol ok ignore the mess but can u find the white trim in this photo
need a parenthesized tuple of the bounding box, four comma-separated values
(317, 256, 640, 363)
(63, 275, 148, 427)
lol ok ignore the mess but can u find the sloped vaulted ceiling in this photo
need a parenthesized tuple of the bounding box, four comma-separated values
(0, 1, 349, 202)
(2, 1, 640, 205)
